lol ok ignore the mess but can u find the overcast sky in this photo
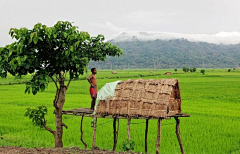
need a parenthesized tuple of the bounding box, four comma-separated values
(1, 0, 240, 46)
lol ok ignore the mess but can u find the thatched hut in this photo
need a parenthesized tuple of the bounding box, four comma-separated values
(97, 78, 181, 118)
(62, 78, 189, 154)
(165, 72, 171, 75)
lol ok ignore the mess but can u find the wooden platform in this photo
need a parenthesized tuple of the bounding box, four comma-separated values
(62, 108, 190, 119)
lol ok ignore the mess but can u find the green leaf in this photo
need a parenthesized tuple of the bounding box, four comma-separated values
(69, 46, 73, 52)
(30, 33, 35, 40)
(33, 36, 38, 44)
(25, 63, 30, 69)
(38, 37, 43, 41)
(74, 41, 80, 48)
(65, 50, 70, 56)
(40, 84, 45, 92)
(8, 50, 12, 57)
(16, 57, 21, 65)
(64, 32, 68, 38)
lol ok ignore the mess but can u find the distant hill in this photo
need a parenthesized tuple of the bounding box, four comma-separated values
(88, 38, 240, 69)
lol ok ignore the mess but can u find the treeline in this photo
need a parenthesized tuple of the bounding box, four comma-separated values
(88, 39, 240, 69)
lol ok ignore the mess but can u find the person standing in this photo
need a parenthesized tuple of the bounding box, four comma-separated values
(87, 68, 97, 110)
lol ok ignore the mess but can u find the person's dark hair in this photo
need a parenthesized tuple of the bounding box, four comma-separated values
(91, 68, 96, 73)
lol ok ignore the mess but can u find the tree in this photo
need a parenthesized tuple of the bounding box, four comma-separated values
(193, 68, 196, 72)
(183, 67, 189, 72)
(200, 69, 205, 75)
(174, 68, 177, 72)
(0, 21, 122, 147)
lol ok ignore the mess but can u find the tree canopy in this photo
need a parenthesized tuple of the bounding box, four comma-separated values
(0, 21, 122, 94)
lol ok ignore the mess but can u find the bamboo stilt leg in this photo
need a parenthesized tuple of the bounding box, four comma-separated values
(80, 115, 87, 149)
(156, 118, 161, 154)
(113, 117, 117, 151)
(145, 119, 149, 153)
(174, 117, 185, 154)
(127, 117, 131, 140)
(92, 117, 97, 149)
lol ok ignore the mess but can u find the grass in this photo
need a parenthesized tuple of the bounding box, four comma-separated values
(0, 69, 240, 154)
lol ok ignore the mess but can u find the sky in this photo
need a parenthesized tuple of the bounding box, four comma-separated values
(1, 0, 240, 46)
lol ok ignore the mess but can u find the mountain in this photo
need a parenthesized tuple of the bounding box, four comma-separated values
(108, 31, 240, 45)
(88, 33, 240, 69)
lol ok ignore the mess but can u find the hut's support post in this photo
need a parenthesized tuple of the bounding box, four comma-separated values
(174, 117, 185, 154)
(92, 116, 97, 149)
(127, 117, 131, 140)
(145, 119, 149, 153)
(113, 117, 119, 151)
(80, 115, 87, 149)
(156, 118, 162, 154)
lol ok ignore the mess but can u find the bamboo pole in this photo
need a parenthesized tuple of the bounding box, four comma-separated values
(127, 117, 131, 140)
(92, 117, 97, 149)
(145, 119, 149, 153)
(174, 117, 185, 154)
(156, 118, 162, 154)
(113, 117, 117, 151)
(80, 115, 87, 149)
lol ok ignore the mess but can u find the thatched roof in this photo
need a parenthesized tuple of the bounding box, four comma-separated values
(97, 79, 181, 118)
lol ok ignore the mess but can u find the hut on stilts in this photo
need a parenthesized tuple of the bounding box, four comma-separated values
(62, 78, 190, 154)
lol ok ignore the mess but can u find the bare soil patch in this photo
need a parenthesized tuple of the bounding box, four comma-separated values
(0, 146, 140, 154)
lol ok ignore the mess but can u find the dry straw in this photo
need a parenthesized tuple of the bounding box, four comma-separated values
(97, 79, 181, 118)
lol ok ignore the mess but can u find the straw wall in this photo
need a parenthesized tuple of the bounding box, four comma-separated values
(97, 79, 181, 118)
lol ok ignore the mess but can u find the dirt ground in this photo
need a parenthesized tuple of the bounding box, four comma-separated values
(0, 146, 140, 154)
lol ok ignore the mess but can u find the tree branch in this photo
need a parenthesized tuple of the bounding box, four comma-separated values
(55, 74, 60, 81)
(61, 123, 68, 129)
(53, 89, 60, 108)
(59, 73, 65, 87)
(66, 79, 71, 90)
(43, 120, 55, 135)
(50, 76, 59, 90)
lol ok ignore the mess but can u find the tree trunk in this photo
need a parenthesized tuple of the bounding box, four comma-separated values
(54, 81, 67, 147)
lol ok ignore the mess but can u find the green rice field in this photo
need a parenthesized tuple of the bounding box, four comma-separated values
(0, 69, 240, 154)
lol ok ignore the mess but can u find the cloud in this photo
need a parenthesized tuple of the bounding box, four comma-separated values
(89, 21, 127, 32)
(110, 31, 240, 45)
(124, 11, 177, 25)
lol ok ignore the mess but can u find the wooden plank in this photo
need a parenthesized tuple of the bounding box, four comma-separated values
(62, 108, 190, 119)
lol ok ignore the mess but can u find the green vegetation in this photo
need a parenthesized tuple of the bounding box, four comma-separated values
(0, 21, 122, 147)
(122, 140, 135, 151)
(89, 39, 240, 69)
(24, 106, 48, 128)
(200, 69, 205, 75)
(0, 69, 240, 154)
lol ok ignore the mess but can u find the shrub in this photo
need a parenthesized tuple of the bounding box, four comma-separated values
(200, 69, 205, 75)
(122, 140, 135, 151)
(183, 67, 189, 72)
